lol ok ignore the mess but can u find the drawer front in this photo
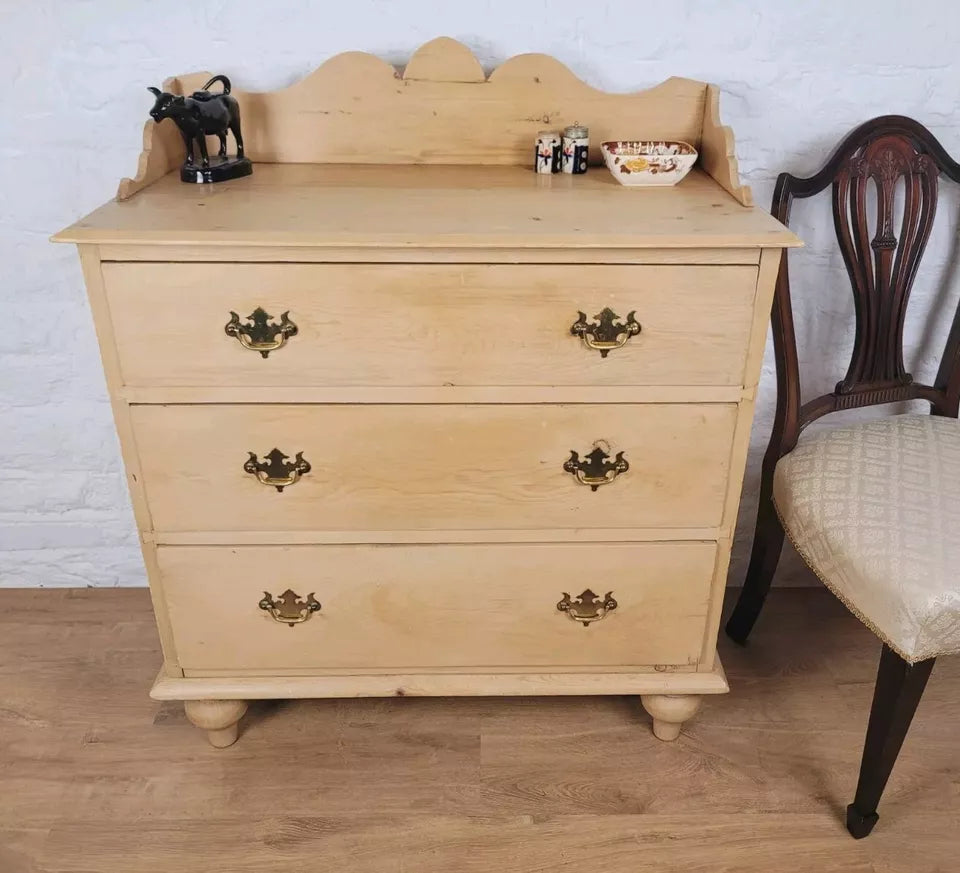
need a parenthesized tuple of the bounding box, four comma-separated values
(158, 543, 716, 671)
(132, 403, 737, 533)
(104, 263, 757, 387)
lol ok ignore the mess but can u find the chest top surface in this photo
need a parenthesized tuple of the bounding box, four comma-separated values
(56, 163, 798, 250)
(53, 37, 799, 253)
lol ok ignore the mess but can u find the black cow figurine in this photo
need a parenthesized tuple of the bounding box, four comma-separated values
(147, 74, 253, 184)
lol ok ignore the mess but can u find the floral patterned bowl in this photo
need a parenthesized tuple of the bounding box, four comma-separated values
(601, 140, 698, 187)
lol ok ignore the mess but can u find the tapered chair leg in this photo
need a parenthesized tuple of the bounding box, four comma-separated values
(725, 493, 785, 644)
(846, 645, 935, 839)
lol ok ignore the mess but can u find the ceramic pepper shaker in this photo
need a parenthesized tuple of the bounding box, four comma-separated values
(561, 123, 589, 174)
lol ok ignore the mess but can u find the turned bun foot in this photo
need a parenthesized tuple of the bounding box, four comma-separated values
(183, 699, 248, 748)
(639, 694, 702, 741)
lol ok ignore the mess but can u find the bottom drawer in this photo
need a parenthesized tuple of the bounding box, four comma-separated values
(158, 543, 717, 672)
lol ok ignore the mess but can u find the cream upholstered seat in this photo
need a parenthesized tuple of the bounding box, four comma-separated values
(773, 413, 960, 663)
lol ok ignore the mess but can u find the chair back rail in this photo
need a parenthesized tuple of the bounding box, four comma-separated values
(769, 115, 960, 461)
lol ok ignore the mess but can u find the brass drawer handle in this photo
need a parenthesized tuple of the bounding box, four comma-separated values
(570, 307, 640, 357)
(259, 589, 321, 626)
(557, 589, 618, 626)
(225, 307, 298, 357)
(244, 448, 311, 492)
(563, 442, 629, 490)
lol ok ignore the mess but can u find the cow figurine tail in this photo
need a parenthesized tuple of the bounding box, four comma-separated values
(200, 74, 232, 95)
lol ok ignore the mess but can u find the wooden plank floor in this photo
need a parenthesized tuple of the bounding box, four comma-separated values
(0, 587, 956, 873)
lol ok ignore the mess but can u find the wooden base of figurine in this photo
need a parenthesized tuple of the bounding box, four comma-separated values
(180, 156, 252, 185)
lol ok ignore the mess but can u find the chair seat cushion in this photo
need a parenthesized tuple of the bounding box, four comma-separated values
(773, 413, 960, 662)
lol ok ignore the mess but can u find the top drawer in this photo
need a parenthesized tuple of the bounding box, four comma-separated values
(102, 263, 757, 388)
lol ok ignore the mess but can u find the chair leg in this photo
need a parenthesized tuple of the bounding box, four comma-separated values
(724, 494, 785, 644)
(846, 644, 935, 839)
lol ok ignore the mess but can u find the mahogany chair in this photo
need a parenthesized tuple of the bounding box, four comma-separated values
(724, 116, 960, 838)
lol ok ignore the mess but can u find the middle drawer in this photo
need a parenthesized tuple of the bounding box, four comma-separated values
(131, 403, 737, 533)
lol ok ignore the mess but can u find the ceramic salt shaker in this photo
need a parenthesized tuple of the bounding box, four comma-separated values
(561, 123, 589, 174)
(535, 130, 561, 174)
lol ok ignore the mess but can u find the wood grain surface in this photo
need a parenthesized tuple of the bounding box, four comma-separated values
(103, 262, 758, 389)
(54, 164, 800, 249)
(157, 542, 716, 672)
(1, 587, 955, 872)
(129, 403, 738, 534)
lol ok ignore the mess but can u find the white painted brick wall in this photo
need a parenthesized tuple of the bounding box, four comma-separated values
(2, 0, 959, 587)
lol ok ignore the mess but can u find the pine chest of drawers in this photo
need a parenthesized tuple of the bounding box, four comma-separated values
(55, 39, 799, 747)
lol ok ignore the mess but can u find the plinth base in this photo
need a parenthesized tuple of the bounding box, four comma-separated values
(180, 156, 252, 185)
